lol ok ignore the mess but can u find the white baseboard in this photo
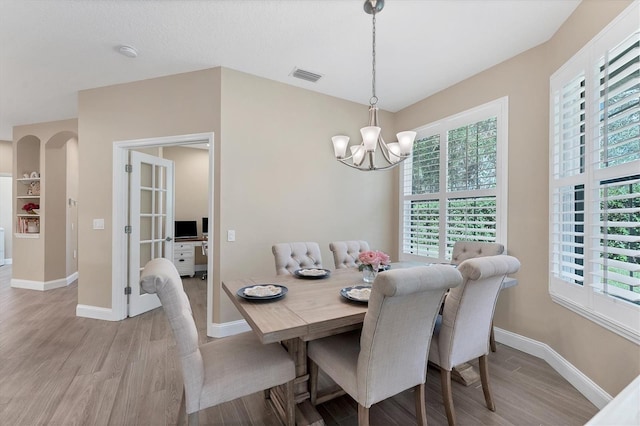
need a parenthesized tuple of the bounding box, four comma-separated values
(208, 319, 251, 338)
(11, 272, 76, 291)
(494, 327, 612, 409)
(76, 304, 117, 321)
(1, 258, 12, 265)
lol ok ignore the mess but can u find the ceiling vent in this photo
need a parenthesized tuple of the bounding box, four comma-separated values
(290, 67, 322, 83)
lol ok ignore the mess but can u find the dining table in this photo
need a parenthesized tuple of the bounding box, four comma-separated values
(222, 263, 517, 425)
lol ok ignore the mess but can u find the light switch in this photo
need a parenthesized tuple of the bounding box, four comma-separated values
(227, 230, 236, 242)
(93, 218, 105, 230)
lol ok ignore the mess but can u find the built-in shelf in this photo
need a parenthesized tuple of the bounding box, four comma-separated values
(17, 195, 40, 199)
(16, 178, 40, 185)
(15, 233, 40, 239)
(17, 214, 40, 217)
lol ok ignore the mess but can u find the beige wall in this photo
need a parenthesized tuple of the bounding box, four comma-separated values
(77, 68, 221, 308)
(77, 66, 398, 325)
(395, 0, 637, 396)
(216, 67, 397, 322)
(0, 140, 12, 173)
(1, 140, 13, 261)
(12, 119, 78, 282)
(66, 138, 79, 276)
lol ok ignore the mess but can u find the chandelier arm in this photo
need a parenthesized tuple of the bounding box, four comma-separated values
(337, 157, 404, 172)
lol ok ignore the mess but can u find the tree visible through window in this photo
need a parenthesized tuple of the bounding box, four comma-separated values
(401, 98, 508, 261)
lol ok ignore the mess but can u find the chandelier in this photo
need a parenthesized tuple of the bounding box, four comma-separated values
(331, 0, 416, 171)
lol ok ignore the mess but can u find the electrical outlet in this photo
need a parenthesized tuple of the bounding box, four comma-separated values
(93, 219, 105, 230)
(227, 230, 236, 242)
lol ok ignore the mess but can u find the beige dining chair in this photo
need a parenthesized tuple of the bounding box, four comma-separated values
(428, 255, 520, 426)
(329, 240, 370, 269)
(450, 240, 505, 352)
(140, 258, 296, 426)
(450, 241, 504, 264)
(272, 241, 323, 275)
(308, 265, 463, 426)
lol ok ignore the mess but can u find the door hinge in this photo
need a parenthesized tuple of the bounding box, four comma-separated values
(124, 225, 132, 234)
(125, 164, 132, 173)
(124, 287, 132, 295)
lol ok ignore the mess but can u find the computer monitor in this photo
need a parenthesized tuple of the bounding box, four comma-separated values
(174, 220, 198, 240)
(202, 217, 208, 236)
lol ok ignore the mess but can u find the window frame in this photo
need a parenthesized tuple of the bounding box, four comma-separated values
(399, 97, 509, 263)
(549, 1, 640, 344)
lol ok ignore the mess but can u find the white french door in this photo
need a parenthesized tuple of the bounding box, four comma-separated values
(128, 151, 175, 317)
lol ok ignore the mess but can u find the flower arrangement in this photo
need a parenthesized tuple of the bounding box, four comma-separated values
(358, 250, 390, 272)
(22, 202, 39, 213)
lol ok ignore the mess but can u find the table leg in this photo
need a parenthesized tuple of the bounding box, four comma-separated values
(269, 338, 325, 426)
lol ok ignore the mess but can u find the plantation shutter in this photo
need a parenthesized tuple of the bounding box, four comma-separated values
(551, 70, 587, 286)
(590, 31, 640, 302)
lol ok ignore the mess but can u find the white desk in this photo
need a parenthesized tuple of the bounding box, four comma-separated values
(173, 238, 205, 277)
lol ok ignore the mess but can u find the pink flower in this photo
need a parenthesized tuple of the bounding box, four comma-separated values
(358, 251, 379, 265)
(358, 250, 390, 268)
(376, 251, 390, 265)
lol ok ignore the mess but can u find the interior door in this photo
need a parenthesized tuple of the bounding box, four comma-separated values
(128, 150, 174, 317)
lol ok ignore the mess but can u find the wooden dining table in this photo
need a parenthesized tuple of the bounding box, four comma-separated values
(223, 266, 371, 425)
(222, 263, 517, 425)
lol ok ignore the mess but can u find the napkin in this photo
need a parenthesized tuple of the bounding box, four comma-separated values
(299, 268, 327, 276)
(347, 287, 371, 301)
(244, 285, 282, 297)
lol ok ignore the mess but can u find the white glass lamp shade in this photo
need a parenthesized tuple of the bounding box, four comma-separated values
(350, 145, 366, 166)
(332, 135, 350, 159)
(387, 142, 401, 163)
(397, 131, 417, 155)
(361, 126, 381, 152)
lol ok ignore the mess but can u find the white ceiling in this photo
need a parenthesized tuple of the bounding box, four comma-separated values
(0, 0, 581, 141)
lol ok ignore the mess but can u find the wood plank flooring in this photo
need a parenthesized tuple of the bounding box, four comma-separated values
(0, 264, 598, 425)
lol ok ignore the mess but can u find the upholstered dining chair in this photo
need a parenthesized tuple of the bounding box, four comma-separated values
(308, 265, 462, 426)
(329, 240, 370, 269)
(450, 241, 504, 265)
(450, 241, 505, 352)
(272, 241, 323, 275)
(140, 258, 295, 426)
(428, 255, 520, 426)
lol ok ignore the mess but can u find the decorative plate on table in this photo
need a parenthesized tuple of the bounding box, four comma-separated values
(237, 284, 288, 302)
(340, 285, 372, 303)
(294, 268, 331, 279)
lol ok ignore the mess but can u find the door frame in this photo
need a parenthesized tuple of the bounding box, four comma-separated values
(112, 132, 214, 322)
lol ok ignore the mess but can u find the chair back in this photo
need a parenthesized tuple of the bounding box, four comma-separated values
(357, 265, 462, 406)
(140, 258, 204, 414)
(272, 242, 323, 275)
(451, 241, 504, 265)
(437, 255, 520, 369)
(329, 240, 370, 269)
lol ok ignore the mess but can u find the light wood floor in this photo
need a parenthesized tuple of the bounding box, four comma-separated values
(0, 264, 598, 425)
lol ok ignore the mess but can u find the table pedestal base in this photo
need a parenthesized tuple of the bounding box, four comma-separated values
(451, 363, 480, 386)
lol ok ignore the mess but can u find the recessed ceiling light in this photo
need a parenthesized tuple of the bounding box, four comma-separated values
(117, 45, 138, 58)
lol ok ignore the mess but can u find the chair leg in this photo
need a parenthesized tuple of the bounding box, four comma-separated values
(415, 383, 428, 426)
(358, 404, 370, 426)
(285, 380, 295, 426)
(177, 388, 187, 426)
(187, 412, 199, 426)
(309, 360, 319, 406)
(440, 369, 456, 426)
(489, 321, 497, 352)
(479, 355, 496, 411)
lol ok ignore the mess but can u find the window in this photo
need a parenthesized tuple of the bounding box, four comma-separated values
(400, 97, 508, 261)
(550, 2, 639, 343)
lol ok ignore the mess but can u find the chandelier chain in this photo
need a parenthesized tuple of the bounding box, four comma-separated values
(370, 11, 377, 106)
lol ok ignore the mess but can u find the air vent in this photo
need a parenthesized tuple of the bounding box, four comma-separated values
(290, 67, 323, 83)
